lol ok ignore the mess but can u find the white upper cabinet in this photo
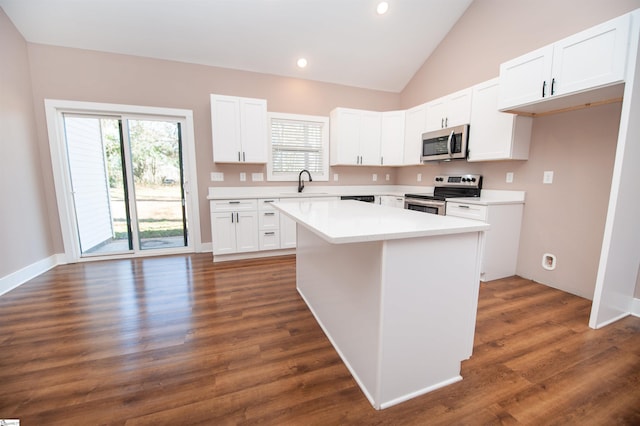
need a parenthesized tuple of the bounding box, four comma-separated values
(468, 78, 532, 162)
(424, 88, 472, 132)
(331, 108, 395, 166)
(380, 110, 406, 166)
(403, 103, 427, 165)
(499, 14, 631, 112)
(211, 94, 268, 163)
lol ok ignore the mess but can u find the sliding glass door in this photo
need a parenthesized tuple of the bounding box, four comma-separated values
(63, 114, 189, 257)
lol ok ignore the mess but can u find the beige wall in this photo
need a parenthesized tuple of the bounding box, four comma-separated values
(26, 44, 401, 253)
(398, 0, 640, 299)
(0, 9, 54, 277)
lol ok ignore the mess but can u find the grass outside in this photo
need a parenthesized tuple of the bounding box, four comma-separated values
(110, 184, 184, 240)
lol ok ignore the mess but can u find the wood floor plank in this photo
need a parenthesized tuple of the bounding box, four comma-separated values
(1, 253, 638, 425)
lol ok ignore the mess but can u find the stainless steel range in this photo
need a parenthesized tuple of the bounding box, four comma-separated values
(404, 174, 482, 215)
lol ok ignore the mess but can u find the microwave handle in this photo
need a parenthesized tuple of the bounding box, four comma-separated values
(447, 130, 454, 157)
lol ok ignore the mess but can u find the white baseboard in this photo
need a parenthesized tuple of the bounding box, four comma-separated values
(0, 254, 65, 296)
(632, 298, 640, 317)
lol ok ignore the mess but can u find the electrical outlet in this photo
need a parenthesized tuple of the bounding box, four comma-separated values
(333, 173, 339, 181)
(211, 172, 224, 182)
(385, 174, 390, 181)
(506, 172, 514, 183)
(543, 171, 554, 184)
(417, 173, 422, 182)
(240, 172, 246, 182)
(372, 174, 378, 182)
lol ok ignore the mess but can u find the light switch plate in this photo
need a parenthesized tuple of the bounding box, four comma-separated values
(240, 172, 246, 182)
(506, 172, 514, 183)
(211, 172, 224, 182)
(333, 173, 339, 181)
(372, 174, 377, 182)
(251, 173, 264, 182)
(543, 171, 554, 184)
(417, 173, 422, 182)
(385, 174, 390, 181)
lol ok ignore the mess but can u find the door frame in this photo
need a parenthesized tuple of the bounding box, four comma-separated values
(45, 99, 202, 263)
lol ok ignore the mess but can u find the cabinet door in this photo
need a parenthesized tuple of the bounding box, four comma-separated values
(468, 78, 531, 162)
(211, 212, 237, 255)
(380, 111, 405, 166)
(359, 111, 382, 165)
(403, 103, 427, 165)
(330, 108, 361, 165)
(445, 88, 472, 127)
(279, 214, 297, 249)
(211, 95, 242, 163)
(424, 97, 447, 132)
(235, 211, 259, 253)
(552, 14, 630, 97)
(240, 98, 268, 163)
(498, 45, 554, 110)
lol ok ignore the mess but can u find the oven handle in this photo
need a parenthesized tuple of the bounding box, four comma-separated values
(447, 130, 454, 157)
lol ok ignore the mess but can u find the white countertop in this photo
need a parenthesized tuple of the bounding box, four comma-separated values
(273, 200, 489, 244)
(207, 185, 430, 200)
(447, 190, 526, 206)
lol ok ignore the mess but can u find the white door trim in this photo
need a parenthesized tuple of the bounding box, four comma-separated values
(44, 99, 202, 262)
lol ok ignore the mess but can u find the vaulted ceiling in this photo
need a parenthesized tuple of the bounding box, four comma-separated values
(0, 0, 473, 92)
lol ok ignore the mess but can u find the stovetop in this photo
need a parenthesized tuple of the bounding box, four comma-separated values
(405, 174, 482, 200)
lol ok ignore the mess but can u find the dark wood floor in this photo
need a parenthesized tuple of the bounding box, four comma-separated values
(0, 254, 638, 425)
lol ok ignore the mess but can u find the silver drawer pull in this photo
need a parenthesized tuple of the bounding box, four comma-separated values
(264, 212, 275, 216)
(228, 201, 241, 204)
(264, 232, 275, 235)
(458, 205, 470, 209)
(263, 200, 275, 203)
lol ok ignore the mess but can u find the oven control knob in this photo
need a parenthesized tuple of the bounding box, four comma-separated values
(462, 177, 468, 182)
(470, 177, 476, 182)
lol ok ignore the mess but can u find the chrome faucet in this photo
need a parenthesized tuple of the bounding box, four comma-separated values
(298, 169, 312, 193)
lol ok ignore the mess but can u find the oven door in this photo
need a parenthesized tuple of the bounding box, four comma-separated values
(404, 198, 446, 215)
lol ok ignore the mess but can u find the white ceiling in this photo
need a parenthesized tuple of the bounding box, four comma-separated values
(0, 0, 473, 93)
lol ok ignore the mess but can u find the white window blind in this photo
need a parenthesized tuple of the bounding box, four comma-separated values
(268, 113, 329, 181)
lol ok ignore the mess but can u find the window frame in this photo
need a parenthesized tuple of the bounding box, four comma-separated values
(267, 112, 329, 182)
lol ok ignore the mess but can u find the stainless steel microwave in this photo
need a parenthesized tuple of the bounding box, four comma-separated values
(421, 124, 469, 162)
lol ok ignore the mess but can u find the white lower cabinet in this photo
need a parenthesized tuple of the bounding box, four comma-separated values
(210, 199, 259, 255)
(446, 201, 524, 282)
(280, 214, 297, 249)
(258, 198, 280, 251)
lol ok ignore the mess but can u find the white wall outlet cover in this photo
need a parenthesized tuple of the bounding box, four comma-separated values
(506, 172, 514, 183)
(333, 173, 339, 181)
(372, 174, 378, 181)
(240, 172, 246, 182)
(417, 173, 422, 182)
(543, 171, 554, 184)
(386, 174, 390, 181)
(211, 172, 224, 181)
(251, 173, 264, 181)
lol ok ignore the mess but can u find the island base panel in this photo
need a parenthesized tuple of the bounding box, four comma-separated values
(295, 225, 483, 409)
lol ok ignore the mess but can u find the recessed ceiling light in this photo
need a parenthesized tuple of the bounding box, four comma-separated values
(376, 1, 389, 15)
(297, 58, 308, 68)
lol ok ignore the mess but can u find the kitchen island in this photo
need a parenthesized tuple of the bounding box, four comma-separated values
(273, 199, 490, 409)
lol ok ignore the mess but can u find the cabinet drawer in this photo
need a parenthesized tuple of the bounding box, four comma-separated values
(210, 199, 257, 212)
(258, 198, 279, 211)
(446, 202, 488, 221)
(259, 210, 280, 229)
(259, 230, 280, 250)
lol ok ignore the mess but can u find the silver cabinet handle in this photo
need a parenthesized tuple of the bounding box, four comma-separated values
(238, 151, 241, 161)
(228, 201, 240, 204)
(231, 212, 234, 223)
(264, 212, 275, 216)
(459, 205, 470, 209)
(263, 200, 275, 203)
(243, 152, 246, 162)
(264, 232, 275, 236)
